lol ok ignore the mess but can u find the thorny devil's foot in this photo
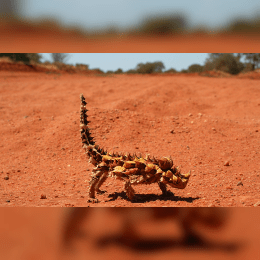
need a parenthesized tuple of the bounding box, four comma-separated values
(80, 94, 191, 203)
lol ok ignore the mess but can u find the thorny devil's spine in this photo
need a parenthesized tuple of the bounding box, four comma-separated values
(80, 94, 191, 203)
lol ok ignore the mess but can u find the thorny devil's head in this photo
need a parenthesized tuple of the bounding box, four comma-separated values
(80, 94, 191, 203)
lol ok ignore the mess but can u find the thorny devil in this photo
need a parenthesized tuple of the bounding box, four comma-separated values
(80, 94, 191, 203)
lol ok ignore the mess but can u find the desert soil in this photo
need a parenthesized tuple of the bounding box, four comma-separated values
(0, 69, 260, 207)
(1, 207, 260, 260)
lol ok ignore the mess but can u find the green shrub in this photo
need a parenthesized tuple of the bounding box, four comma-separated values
(106, 70, 114, 74)
(51, 53, 69, 63)
(75, 63, 89, 70)
(138, 14, 187, 36)
(242, 53, 260, 70)
(114, 68, 123, 74)
(136, 61, 165, 74)
(126, 69, 137, 74)
(26, 53, 42, 63)
(188, 64, 204, 73)
(164, 68, 177, 73)
(226, 17, 260, 33)
(204, 53, 244, 75)
(0, 53, 31, 64)
(93, 68, 104, 74)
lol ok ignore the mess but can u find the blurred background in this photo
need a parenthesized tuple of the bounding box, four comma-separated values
(1, 208, 260, 260)
(1, 0, 260, 52)
(1, 0, 260, 34)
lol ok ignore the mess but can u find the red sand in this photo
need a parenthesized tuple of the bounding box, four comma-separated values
(1, 68, 260, 207)
(1, 208, 260, 260)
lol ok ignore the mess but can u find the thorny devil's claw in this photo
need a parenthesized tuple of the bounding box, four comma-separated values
(80, 94, 191, 203)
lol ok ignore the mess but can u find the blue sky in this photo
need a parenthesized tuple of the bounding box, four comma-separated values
(22, 0, 260, 30)
(41, 53, 209, 72)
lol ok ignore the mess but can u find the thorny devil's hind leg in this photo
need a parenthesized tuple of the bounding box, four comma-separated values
(124, 181, 135, 201)
(88, 167, 109, 203)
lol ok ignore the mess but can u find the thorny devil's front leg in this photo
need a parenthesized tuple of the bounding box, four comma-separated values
(80, 94, 191, 203)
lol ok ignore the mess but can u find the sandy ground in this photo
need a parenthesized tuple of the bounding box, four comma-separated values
(1, 208, 260, 260)
(0, 70, 260, 207)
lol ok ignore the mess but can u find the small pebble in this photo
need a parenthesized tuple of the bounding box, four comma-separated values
(6, 200, 10, 203)
(4, 176, 9, 180)
(189, 113, 192, 117)
(224, 161, 230, 166)
(237, 181, 243, 186)
(170, 129, 175, 134)
(40, 194, 47, 199)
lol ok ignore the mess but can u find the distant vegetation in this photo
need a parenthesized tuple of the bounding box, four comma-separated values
(0, 53, 42, 64)
(124, 61, 165, 74)
(75, 63, 89, 70)
(2, 3, 260, 37)
(51, 53, 69, 63)
(188, 64, 204, 73)
(137, 14, 187, 36)
(114, 68, 123, 74)
(136, 62, 165, 74)
(242, 53, 260, 69)
(224, 16, 260, 33)
(204, 53, 245, 75)
(1, 53, 260, 76)
(164, 68, 177, 73)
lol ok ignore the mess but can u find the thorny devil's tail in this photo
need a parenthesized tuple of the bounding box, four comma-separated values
(80, 94, 191, 203)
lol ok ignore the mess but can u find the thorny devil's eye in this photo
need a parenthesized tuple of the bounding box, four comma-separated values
(80, 94, 191, 203)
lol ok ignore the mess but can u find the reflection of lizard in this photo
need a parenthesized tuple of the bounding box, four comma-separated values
(62, 208, 228, 247)
(80, 94, 190, 203)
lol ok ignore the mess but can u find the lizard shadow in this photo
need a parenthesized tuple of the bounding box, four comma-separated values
(96, 234, 242, 253)
(61, 208, 243, 255)
(107, 191, 199, 203)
